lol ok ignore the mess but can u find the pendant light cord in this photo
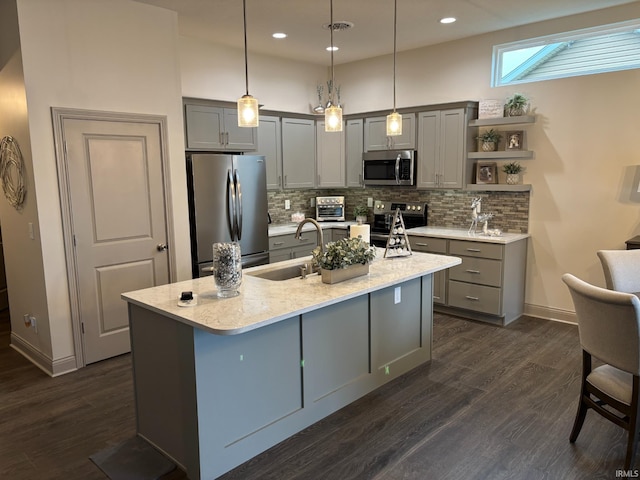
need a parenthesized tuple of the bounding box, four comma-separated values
(243, 0, 249, 96)
(330, 0, 335, 104)
(392, 0, 397, 112)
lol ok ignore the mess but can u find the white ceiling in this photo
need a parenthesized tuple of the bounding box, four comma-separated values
(135, 0, 637, 65)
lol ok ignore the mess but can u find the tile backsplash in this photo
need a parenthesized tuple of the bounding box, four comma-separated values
(268, 187, 529, 233)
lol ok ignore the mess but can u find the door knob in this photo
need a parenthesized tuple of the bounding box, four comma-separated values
(157, 243, 168, 251)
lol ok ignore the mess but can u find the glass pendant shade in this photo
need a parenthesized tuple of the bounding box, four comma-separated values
(386, 111, 402, 136)
(325, 105, 343, 132)
(237, 94, 259, 127)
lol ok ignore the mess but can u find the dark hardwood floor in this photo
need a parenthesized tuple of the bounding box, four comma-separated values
(0, 310, 631, 479)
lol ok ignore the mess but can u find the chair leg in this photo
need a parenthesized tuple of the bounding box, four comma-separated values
(571, 351, 592, 443)
(624, 377, 640, 470)
(570, 397, 588, 443)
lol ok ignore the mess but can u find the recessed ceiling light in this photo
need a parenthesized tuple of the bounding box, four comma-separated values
(440, 17, 456, 24)
(272, 32, 287, 39)
(326, 46, 339, 51)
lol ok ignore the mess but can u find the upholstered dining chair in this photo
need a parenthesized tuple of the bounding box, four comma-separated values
(597, 249, 640, 293)
(562, 273, 640, 469)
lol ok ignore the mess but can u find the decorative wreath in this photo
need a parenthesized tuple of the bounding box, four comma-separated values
(0, 136, 26, 209)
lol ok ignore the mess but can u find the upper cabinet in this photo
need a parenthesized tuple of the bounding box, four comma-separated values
(417, 108, 467, 189)
(364, 114, 415, 151)
(281, 118, 316, 189)
(316, 121, 346, 188)
(345, 119, 364, 188)
(184, 102, 257, 151)
(256, 115, 282, 191)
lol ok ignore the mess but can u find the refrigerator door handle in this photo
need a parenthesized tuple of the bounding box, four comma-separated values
(234, 169, 243, 241)
(227, 169, 238, 241)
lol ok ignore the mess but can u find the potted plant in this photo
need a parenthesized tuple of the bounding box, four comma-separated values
(311, 237, 376, 284)
(502, 161, 523, 185)
(504, 93, 529, 117)
(354, 204, 369, 224)
(477, 129, 502, 152)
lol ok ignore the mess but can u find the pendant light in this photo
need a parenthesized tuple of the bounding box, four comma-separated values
(237, 0, 259, 127)
(324, 0, 343, 132)
(386, 0, 402, 136)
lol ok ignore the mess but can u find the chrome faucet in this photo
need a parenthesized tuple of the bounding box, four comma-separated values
(295, 218, 324, 254)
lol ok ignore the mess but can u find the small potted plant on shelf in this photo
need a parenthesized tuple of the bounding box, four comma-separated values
(504, 93, 529, 117)
(311, 237, 376, 284)
(502, 161, 523, 185)
(354, 204, 369, 224)
(477, 129, 502, 152)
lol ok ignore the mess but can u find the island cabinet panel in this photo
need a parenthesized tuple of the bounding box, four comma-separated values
(370, 277, 432, 381)
(192, 316, 303, 479)
(302, 295, 371, 413)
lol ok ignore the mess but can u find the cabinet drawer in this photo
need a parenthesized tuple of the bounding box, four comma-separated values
(449, 240, 503, 260)
(448, 280, 502, 315)
(409, 236, 447, 254)
(269, 233, 317, 250)
(449, 257, 502, 287)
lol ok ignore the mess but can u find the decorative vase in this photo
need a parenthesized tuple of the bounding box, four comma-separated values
(481, 141, 497, 152)
(355, 216, 367, 224)
(320, 263, 369, 284)
(212, 242, 242, 298)
(506, 173, 520, 185)
(506, 106, 528, 117)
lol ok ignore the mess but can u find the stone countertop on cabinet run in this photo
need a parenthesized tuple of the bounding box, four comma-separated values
(407, 226, 529, 244)
(121, 249, 460, 336)
(268, 221, 355, 236)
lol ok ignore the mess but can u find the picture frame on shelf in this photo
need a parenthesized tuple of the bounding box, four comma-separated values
(505, 130, 524, 151)
(476, 161, 498, 184)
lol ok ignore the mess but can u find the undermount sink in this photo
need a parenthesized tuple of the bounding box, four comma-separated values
(246, 261, 316, 281)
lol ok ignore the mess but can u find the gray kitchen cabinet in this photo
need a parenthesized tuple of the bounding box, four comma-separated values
(346, 118, 364, 187)
(417, 108, 466, 189)
(256, 115, 282, 190)
(329, 228, 348, 242)
(302, 296, 370, 412)
(444, 238, 527, 325)
(184, 103, 257, 151)
(408, 235, 447, 305)
(316, 121, 345, 187)
(364, 114, 416, 151)
(282, 118, 316, 189)
(370, 277, 432, 380)
(269, 232, 318, 263)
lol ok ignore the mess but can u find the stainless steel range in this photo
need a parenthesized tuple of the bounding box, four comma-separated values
(370, 200, 428, 247)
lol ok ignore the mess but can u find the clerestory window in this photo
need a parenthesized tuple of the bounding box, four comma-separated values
(492, 19, 640, 87)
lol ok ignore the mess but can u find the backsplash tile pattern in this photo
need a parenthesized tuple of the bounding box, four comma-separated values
(268, 188, 530, 233)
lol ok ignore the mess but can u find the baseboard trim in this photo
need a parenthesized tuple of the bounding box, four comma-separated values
(10, 333, 77, 377)
(524, 303, 577, 325)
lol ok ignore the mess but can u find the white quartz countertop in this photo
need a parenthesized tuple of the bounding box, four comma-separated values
(269, 221, 354, 236)
(121, 249, 460, 336)
(407, 226, 529, 244)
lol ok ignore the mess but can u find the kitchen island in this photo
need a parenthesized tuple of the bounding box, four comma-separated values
(122, 250, 460, 480)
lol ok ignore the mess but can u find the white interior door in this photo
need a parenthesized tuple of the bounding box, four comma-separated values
(60, 115, 170, 364)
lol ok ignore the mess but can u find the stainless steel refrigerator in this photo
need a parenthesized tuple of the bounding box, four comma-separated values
(186, 153, 269, 278)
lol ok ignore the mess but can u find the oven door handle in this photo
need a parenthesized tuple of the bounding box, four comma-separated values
(395, 154, 401, 184)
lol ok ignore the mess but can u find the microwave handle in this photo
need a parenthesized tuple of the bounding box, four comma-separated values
(395, 153, 401, 184)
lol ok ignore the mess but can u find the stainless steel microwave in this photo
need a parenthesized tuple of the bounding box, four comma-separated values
(362, 150, 416, 186)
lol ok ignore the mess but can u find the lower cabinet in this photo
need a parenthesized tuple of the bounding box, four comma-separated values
(408, 235, 447, 305)
(409, 235, 528, 326)
(269, 232, 318, 263)
(129, 275, 435, 480)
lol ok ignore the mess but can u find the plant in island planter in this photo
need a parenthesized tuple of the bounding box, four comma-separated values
(502, 161, 523, 185)
(354, 204, 369, 224)
(504, 93, 529, 117)
(477, 129, 502, 152)
(311, 237, 376, 284)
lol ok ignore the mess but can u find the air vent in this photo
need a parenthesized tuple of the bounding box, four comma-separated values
(323, 21, 354, 31)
